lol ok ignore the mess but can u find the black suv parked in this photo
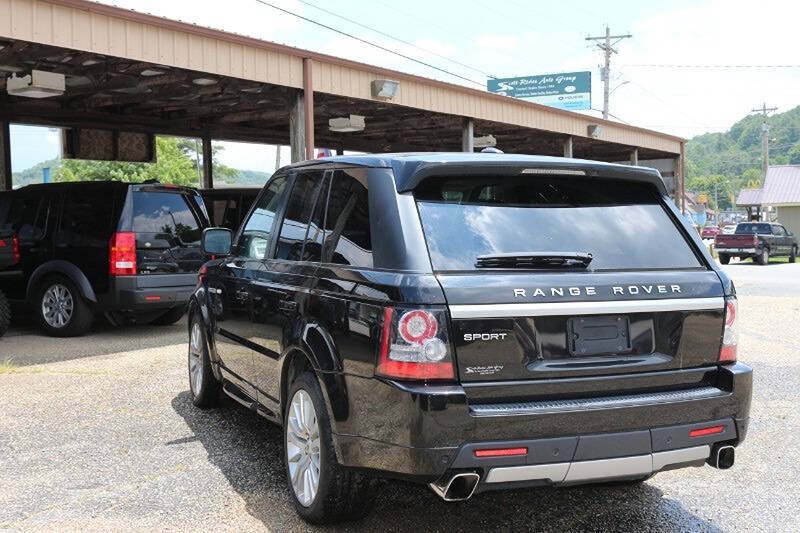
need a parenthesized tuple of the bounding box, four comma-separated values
(187, 154, 752, 524)
(0, 181, 209, 336)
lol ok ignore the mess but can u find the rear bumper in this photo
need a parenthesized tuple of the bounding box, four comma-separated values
(717, 248, 756, 254)
(104, 273, 197, 311)
(331, 363, 752, 482)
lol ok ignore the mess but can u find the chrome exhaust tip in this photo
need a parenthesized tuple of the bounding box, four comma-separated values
(429, 472, 481, 502)
(710, 445, 735, 469)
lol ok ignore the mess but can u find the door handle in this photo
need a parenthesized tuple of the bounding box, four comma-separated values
(279, 300, 298, 312)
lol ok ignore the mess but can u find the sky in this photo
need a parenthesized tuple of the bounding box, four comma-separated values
(11, 0, 800, 172)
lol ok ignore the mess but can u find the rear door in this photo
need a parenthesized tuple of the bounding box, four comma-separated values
(413, 175, 725, 392)
(0, 191, 51, 300)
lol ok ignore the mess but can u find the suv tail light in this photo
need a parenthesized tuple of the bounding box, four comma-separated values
(109, 232, 137, 276)
(719, 296, 737, 362)
(376, 307, 455, 380)
(752, 235, 759, 246)
(0, 233, 19, 264)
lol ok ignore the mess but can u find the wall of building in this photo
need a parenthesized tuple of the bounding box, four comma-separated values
(776, 206, 800, 238)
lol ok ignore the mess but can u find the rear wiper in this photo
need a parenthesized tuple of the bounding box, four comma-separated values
(475, 252, 593, 269)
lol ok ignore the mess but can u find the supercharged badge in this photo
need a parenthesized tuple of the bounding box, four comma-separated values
(464, 365, 504, 376)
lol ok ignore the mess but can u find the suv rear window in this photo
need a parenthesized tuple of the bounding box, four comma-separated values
(414, 176, 702, 271)
(133, 192, 203, 244)
(735, 223, 771, 234)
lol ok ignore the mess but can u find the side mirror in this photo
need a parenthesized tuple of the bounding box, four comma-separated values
(202, 227, 232, 256)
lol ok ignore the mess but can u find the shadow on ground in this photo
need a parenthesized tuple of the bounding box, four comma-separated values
(1, 307, 188, 366)
(172, 391, 722, 532)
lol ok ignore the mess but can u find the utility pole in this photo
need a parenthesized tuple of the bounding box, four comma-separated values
(586, 26, 632, 120)
(752, 103, 777, 181)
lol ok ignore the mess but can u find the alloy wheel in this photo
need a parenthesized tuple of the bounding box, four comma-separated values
(188, 321, 204, 396)
(286, 389, 321, 507)
(41, 284, 74, 328)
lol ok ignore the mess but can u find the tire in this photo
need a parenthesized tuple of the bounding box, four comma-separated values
(151, 305, 186, 326)
(790, 246, 797, 263)
(284, 371, 376, 524)
(0, 290, 10, 338)
(36, 275, 93, 337)
(719, 253, 730, 265)
(756, 247, 769, 265)
(188, 312, 220, 408)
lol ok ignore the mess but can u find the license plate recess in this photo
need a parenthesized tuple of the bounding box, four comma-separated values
(567, 315, 632, 356)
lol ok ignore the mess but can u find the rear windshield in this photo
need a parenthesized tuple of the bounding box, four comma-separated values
(133, 192, 204, 243)
(735, 223, 771, 234)
(414, 176, 702, 271)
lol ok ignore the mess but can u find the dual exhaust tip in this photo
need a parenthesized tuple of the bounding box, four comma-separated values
(429, 472, 481, 502)
(710, 444, 735, 469)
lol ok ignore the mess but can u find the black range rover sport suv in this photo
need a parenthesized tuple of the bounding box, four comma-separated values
(187, 154, 752, 524)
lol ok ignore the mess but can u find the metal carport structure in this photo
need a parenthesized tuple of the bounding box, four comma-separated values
(1, 0, 685, 208)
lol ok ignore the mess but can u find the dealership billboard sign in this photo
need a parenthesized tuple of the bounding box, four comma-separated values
(487, 72, 591, 111)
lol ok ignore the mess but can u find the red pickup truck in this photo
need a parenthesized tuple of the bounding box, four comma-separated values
(715, 222, 797, 265)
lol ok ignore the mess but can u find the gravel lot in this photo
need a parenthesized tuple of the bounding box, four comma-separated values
(1, 262, 798, 532)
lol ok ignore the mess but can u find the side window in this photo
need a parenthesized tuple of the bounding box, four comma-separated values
(773, 225, 786, 236)
(3, 194, 46, 242)
(238, 176, 288, 259)
(133, 192, 203, 245)
(304, 174, 329, 262)
(322, 170, 372, 268)
(275, 171, 325, 261)
(59, 189, 115, 246)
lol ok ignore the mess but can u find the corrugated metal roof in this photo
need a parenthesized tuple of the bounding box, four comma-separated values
(736, 188, 764, 206)
(760, 165, 800, 206)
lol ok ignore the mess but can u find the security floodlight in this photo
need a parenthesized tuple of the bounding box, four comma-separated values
(473, 134, 497, 149)
(7, 70, 65, 98)
(329, 115, 366, 133)
(588, 124, 603, 138)
(371, 79, 399, 99)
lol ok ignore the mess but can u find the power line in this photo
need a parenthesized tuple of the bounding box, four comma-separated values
(296, 0, 496, 79)
(624, 64, 800, 69)
(251, 0, 485, 87)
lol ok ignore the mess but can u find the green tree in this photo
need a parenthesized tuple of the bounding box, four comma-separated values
(55, 136, 199, 186)
(176, 138, 240, 184)
(741, 167, 761, 189)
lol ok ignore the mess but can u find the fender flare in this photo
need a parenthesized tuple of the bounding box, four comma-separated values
(187, 288, 223, 382)
(279, 321, 350, 426)
(26, 261, 97, 304)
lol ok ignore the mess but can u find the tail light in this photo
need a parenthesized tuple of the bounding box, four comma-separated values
(197, 265, 207, 286)
(109, 232, 137, 276)
(0, 233, 19, 264)
(719, 296, 737, 362)
(376, 306, 455, 380)
(752, 235, 758, 246)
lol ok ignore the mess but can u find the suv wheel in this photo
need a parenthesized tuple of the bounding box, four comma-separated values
(151, 306, 186, 326)
(718, 253, 730, 265)
(0, 290, 10, 338)
(188, 313, 220, 407)
(37, 276, 93, 337)
(756, 247, 769, 265)
(284, 371, 376, 524)
(790, 246, 797, 263)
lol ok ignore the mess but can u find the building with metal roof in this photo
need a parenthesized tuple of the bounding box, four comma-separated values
(736, 165, 800, 236)
(1, 0, 686, 207)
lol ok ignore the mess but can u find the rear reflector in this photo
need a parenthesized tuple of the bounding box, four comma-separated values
(145, 295, 161, 301)
(689, 425, 724, 438)
(474, 447, 528, 458)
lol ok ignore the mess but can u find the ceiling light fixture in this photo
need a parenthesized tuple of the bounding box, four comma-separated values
(7, 70, 65, 98)
(371, 79, 399, 99)
(140, 68, 165, 77)
(192, 77, 218, 86)
(329, 115, 366, 132)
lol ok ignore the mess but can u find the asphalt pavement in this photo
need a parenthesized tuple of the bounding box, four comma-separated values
(1, 263, 798, 531)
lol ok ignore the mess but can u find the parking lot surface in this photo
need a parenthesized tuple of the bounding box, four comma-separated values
(1, 262, 799, 531)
